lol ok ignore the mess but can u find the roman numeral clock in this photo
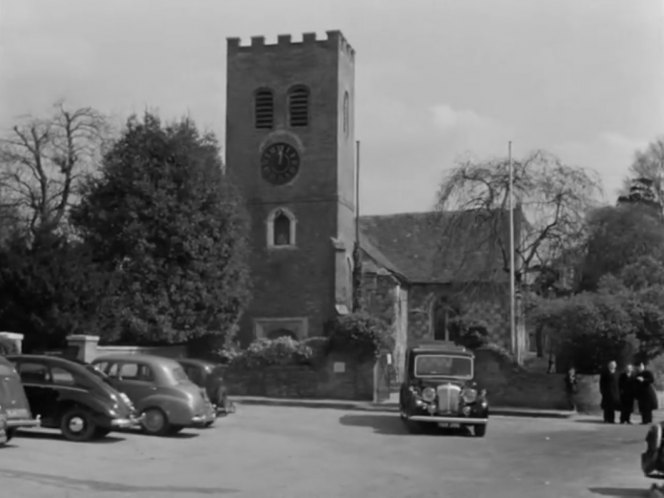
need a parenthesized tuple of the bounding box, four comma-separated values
(260, 142, 300, 185)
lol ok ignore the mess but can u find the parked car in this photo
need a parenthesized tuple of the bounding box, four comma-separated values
(6, 354, 139, 441)
(398, 342, 489, 437)
(0, 355, 40, 445)
(91, 354, 216, 436)
(177, 358, 235, 417)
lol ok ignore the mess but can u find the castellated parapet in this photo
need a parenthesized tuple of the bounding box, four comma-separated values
(227, 30, 355, 60)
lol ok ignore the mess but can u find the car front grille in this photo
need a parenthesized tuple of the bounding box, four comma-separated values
(436, 384, 461, 413)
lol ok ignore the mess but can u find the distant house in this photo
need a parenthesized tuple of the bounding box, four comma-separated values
(359, 209, 529, 379)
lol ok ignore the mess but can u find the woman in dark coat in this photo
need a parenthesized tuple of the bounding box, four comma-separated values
(599, 360, 620, 423)
(634, 361, 658, 425)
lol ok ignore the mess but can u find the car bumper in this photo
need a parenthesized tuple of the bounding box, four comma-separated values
(110, 414, 144, 429)
(190, 412, 216, 427)
(6, 417, 41, 429)
(408, 415, 488, 424)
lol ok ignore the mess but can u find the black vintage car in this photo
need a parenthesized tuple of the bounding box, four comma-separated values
(177, 358, 235, 416)
(6, 355, 140, 441)
(399, 342, 489, 437)
(0, 355, 40, 445)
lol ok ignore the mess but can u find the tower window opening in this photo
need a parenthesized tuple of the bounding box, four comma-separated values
(255, 89, 274, 129)
(288, 86, 310, 127)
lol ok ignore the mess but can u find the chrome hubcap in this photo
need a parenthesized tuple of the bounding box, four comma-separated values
(68, 416, 85, 433)
(143, 410, 164, 432)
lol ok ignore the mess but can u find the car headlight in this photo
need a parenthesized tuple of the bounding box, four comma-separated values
(461, 388, 477, 403)
(421, 387, 436, 402)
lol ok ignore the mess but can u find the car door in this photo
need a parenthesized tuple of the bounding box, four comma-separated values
(106, 361, 156, 407)
(15, 361, 59, 425)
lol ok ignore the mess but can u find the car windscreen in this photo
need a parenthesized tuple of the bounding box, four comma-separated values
(414, 354, 473, 378)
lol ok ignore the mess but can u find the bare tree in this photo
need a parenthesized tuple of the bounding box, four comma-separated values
(0, 101, 110, 241)
(435, 150, 603, 286)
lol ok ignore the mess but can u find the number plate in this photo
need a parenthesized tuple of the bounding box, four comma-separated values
(438, 422, 461, 429)
(6, 408, 29, 418)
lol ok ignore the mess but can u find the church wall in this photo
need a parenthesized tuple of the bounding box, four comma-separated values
(407, 282, 514, 350)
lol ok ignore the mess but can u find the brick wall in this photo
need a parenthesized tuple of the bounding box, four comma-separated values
(474, 348, 569, 410)
(407, 282, 520, 351)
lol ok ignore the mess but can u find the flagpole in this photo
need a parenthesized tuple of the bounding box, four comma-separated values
(508, 141, 517, 363)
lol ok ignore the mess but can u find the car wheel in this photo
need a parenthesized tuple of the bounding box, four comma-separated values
(474, 424, 487, 437)
(5, 428, 16, 442)
(141, 407, 170, 436)
(60, 408, 97, 442)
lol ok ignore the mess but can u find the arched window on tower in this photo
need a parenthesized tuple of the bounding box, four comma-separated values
(267, 207, 297, 248)
(288, 86, 309, 127)
(343, 91, 350, 138)
(255, 88, 274, 129)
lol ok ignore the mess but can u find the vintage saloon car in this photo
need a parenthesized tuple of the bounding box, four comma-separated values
(399, 342, 489, 437)
(91, 354, 216, 436)
(177, 358, 235, 417)
(6, 354, 138, 441)
(0, 355, 40, 445)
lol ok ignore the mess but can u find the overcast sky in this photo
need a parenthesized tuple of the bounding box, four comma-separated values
(1, 0, 663, 215)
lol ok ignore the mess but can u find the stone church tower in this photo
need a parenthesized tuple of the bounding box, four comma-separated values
(225, 31, 357, 344)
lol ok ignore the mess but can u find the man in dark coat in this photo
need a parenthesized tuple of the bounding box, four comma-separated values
(599, 360, 620, 423)
(634, 361, 658, 425)
(619, 363, 636, 424)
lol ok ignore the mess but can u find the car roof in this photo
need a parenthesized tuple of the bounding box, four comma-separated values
(408, 342, 474, 357)
(91, 354, 181, 367)
(177, 358, 218, 369)
(6, 354, 101, 374)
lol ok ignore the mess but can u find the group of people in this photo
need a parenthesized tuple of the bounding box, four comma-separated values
(565, 360, 659, 424)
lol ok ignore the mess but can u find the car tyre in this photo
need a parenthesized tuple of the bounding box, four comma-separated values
(474, 424, 487, 437)
(60, 408, 97, 442)
(6, 428, 15, 442)
(141, 407, 170, 436)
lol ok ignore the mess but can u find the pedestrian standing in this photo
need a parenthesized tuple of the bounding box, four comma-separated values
(618, 363, 635, 424)
(634, 361, 658, 425)
(564, 366, 578, 411)
(599, 360, 620, 424)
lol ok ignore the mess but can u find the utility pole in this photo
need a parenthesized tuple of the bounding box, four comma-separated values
(352, 140, 362, 312)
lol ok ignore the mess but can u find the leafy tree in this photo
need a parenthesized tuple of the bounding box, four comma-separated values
(624, 137, 664, 208)
(436, 150, 602, 287)
(531, 292, 636, 374)
(579, 204, 664, 291)
(0, 101, 109, 243)
(70, 113, 250, 345)
(325, 312, 393, 362)
(0, 233, 117, 352)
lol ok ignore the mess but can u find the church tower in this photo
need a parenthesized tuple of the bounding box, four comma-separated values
(225, 31, 357, 343)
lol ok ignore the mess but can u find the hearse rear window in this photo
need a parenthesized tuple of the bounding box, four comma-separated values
(414, 355, 473, 378)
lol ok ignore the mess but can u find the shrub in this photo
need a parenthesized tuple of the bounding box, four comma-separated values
(228, 337, 313, 369)
(299, 336, 331, 365)
(325, 312, 392, 362)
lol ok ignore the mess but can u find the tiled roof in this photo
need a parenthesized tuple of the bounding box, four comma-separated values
(359, 210, 512, 284)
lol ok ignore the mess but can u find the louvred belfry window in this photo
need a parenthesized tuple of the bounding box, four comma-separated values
(255, 89, 274, 129)
(288, 86, 309, 127)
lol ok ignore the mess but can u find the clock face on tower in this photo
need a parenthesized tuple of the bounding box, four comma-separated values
(260, 142, 301, 185)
